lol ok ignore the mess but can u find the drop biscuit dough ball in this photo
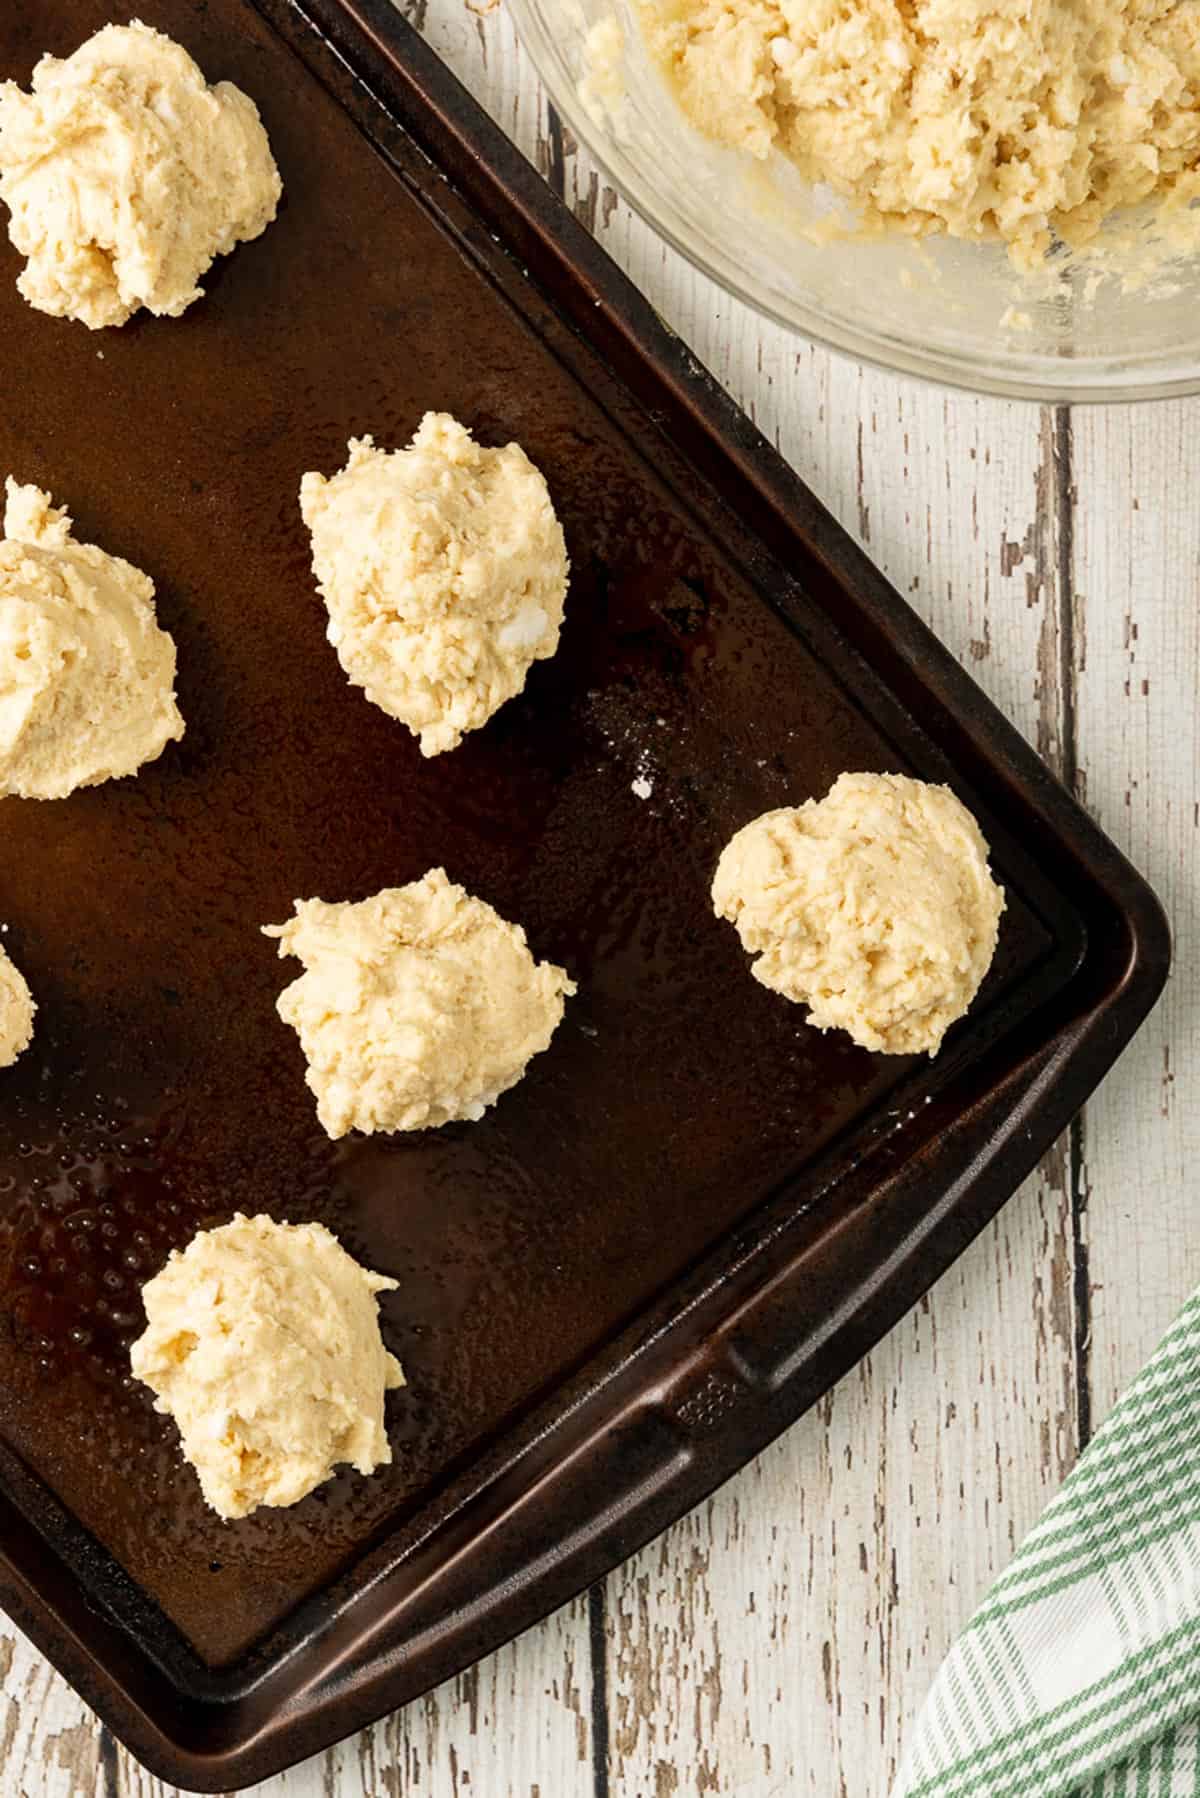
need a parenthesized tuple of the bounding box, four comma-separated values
(0, 21, 282, 329)
(712, 771, 1004, 1056)
(0, 479, 183, 799)
(264, 869, 575, 1138)
(0, 942, 35, 1068)
(300, 413, 569, 756)
(130, 1214, 404, 1520)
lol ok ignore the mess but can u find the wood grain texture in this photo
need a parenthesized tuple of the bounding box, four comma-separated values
(0, 1629, 107, 1798)
(1070, 404, 1200, 1430)
(114, 1596, 594, 1798)
(0, 1, 1195, 1794)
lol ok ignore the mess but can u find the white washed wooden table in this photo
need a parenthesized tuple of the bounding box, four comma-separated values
(6, 3, 1200, 1793)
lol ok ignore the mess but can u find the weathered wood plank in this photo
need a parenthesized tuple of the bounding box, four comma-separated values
(115, 1595, 595, 1797)
(0, 1626, 107, 1798)
(605, 1167, 1077, 1796)
(1070, 403, 1200, 1430)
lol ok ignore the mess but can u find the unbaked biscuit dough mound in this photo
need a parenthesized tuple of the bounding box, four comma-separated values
(264, 869, 575, 1138)
(0, 944, 35, 1069)
(712, 772, 1004, 1056)
(130, 1214, 404, 1520)
(0, 21, 281, 329)
(0, 480, 183, 799)
(300, 414, 569, 757)
(640, 0, 1200, 266)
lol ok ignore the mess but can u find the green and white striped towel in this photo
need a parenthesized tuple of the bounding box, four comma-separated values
(892, 1287, 1200, 1798)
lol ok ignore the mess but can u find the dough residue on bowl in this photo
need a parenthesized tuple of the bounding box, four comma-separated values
(636, 0, 1200, 267)
(0, 20, 282, 328)
(130, 1213, 404, 1520)
(300, 413, 569, 757)
(0, 942, 35, 1069)
(581, 15, 629, 125)
(712, 771, 1005, 1056)
(264, 869, 576, 1138)
(0, 479, 184, 799)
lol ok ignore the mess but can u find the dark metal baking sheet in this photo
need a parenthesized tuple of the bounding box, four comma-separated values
(0, 0, 1168, 1785)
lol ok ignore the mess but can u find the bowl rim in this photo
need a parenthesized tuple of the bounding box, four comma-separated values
(509, 0, 1200, 405)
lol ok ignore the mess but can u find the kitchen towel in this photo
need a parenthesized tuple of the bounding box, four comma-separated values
(892, 1286, 1200, 1798)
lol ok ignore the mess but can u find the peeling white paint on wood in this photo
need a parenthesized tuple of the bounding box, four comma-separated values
(0, 1628, 103, 1798)
(1070, 404, 1200, 1430)
(606, 1166, 1079, 1798)
(114, 1596, 594, 1798)
(2, 2, 1197, 1794)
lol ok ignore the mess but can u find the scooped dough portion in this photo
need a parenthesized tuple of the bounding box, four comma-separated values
(639, 0, 1200, 267)
(130, 1214, 404, 1520)
(300, 414, 569, 756)
(0, 21, 281, 329)
(0, 943, 35, 1068)
(712, 772, 1004, 1056)
(0, 480, 183, 799)
(264, 869, 575, 1137)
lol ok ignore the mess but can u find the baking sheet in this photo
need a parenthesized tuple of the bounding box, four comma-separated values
(0, 0, 1168, 1784)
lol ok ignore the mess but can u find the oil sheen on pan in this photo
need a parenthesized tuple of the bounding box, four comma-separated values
(0, 0, 1160, 1720)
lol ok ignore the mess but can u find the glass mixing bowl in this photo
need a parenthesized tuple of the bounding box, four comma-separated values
(508, 0, 1200, 401)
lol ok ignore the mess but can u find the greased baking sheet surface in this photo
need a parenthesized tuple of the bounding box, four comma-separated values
(0, 0, 1054, 1669)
